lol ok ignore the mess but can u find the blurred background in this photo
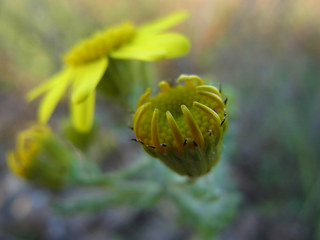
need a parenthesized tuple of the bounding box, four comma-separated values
(0, 0, 319, 239)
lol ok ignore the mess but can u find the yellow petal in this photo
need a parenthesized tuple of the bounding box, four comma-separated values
(27, 69, 71, 102)
(6, 152, 23, 176)
(141, 33, 190, 58)
(110, 47, 166, 61)
(71, 57, 108, 104)
(71, 91, 95, 132)
(138, 11, 189, 35)
(38, 74, 71, 124)
(111, 33, 190, 60)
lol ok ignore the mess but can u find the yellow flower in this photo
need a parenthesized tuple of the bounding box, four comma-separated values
(27, 11, 190, 132)
(7, 124, 73, 188)
(133, 75, 228, 177)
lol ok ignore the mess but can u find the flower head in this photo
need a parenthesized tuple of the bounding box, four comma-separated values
(133, 75, 228, 177)
(7, 124, 73, 188)
(63, 22, 136, 66)
(27, 11, 190, 132)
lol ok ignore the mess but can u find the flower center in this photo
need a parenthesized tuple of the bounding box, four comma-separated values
(64, 22, 136, 66)
(133, 75, 226, 153)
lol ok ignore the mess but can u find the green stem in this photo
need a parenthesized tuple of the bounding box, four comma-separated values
(70, 157, 152, 187)
(53, 180, 162, 214)
(298, 175, 320, 221)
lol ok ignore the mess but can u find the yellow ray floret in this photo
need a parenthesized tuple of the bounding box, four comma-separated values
(137, 88, 151, 108)
(159, 81, 171, 92)
(151, 108, 161, 149)
(196, 85, 221, 97)
(193, 101, 221, 133)
(133, 102, 151, 138)
(177, 74, 204, 87)
(196, 90, 224, 107)
(166, 111, 183, 152)
(181, 105, 204, 147)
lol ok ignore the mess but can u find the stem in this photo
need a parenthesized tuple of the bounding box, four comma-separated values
(70, 157, 152, 187)
(53, 180, 162, 214)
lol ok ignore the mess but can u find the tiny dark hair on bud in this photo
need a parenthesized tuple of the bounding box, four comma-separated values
(221, 118, 226, 126)
(183, 139, 188, 146)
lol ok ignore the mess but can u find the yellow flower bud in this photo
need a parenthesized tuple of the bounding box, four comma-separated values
(7, 124, 74, 189)
(133, 75, 228, 177)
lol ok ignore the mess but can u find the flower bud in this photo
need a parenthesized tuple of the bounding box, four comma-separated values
(7, 124, 74, 189)
(133, 75, 228, 177)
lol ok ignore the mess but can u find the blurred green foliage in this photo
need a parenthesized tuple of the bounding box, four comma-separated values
(1, 0, 320, 239)
(195, 0, 320, 238)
